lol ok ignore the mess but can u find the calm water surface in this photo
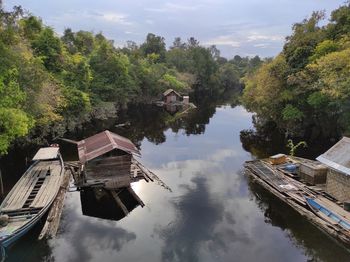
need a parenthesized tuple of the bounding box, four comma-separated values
(1, 104, 350, 262)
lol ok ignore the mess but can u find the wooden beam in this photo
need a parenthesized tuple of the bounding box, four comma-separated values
(127, 186, 145, 208)
(38, 169, 71, 240)
(110, 190, 129, 216)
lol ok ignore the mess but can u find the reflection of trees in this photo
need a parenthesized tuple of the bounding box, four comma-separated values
(240, 115, 337, 160)
(240, 117, 286, 159)
(110, 90, 241, 146)
(247, 177, 350, 262)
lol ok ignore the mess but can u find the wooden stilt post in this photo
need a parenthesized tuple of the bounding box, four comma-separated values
(110, 190, 129, 216)
(127, 186, 145, 207)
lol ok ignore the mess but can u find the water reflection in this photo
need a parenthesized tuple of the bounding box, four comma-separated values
(157, 175, 226, 262)
(157, 173, 253, 262)
(49, 192, 137, 262)
(80, 188, 141, 221)
(240, 116, 337, 159)
(1, 95, 350, 261)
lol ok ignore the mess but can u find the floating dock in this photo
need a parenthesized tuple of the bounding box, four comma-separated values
(245, 157, 350, 248)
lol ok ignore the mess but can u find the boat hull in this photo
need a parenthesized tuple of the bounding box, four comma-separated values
(0, 152, 64, 247)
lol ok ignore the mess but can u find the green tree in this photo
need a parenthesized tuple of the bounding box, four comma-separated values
(90, 42, 136, 102)
(283, 11, 325, 71)
(31, 27, 63, 72)
(0, 68, 33, 154)
(140, 33, 166, 62)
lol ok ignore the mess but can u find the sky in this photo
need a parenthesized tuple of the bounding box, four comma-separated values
(4, 0, 347, 58)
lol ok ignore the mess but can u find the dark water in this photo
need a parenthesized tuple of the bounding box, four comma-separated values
(1, 101, 350, 262)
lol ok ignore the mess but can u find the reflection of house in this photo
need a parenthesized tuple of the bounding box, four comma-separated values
(317, 137, 350, 201)
(61, 130, 153, 190)
(163, 89, 182, 104)
(80, 186, 144, 221)
(165, 104, 181, 115)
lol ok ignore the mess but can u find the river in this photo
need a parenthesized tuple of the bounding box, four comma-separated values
(0, 100, 349, 262)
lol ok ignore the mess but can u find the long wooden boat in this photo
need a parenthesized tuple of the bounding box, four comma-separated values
(0, 147, 64, 247)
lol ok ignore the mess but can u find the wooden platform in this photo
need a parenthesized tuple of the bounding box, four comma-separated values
(245, 158, 350, 248)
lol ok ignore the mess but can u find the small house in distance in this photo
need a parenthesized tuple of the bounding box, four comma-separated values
(163, 89, 182, 104)
(317, 137, 350, 202)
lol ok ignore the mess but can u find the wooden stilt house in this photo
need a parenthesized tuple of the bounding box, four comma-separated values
(62, 130, 153, 189)
(163, 89, 182, 104)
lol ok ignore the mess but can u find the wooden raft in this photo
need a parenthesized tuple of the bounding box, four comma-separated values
(245, 159, 350, 247)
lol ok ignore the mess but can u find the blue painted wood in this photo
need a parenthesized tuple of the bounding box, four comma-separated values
(306, 197, 350, 230)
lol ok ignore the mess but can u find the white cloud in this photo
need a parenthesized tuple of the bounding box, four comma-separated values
(145, 2, 200, 13)
(48, 10, 133, 27)
(101, 12, 132, 25)
(210, 149, 238, 162)
(253, 43, 270, 48)
(204, 35, 241, 47)
(247, 33, 284, 42)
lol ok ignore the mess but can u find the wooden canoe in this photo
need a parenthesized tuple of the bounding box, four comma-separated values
(0, 147, 64, 247)
(305, 197, 350, 230)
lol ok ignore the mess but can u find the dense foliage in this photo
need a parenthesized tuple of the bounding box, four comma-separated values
(242, 3, 350, 138)
(0, 5, 262, 154)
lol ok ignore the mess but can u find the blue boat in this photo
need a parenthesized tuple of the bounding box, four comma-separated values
(0, 147, 64, 247)
(305, 197, 350, 230)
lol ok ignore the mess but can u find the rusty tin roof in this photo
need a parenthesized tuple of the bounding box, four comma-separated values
(163, 89, 181, 97)
(77, 130, 140, 163)
(317, 137, 350, 175)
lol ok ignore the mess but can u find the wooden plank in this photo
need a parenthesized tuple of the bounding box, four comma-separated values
(31, 165, 61, 208)
(31, 164, 55, 203)
(3, 171, 40, 211)
(30, 175, 51, 208)
(30, 162, 61, 208)
(29, 164, 56, 208)
(127, 187, 144, 207)
(245, 169, 350, 247)
(3, 167, 40, 209)
(39, 174, 61, 206)
(39, 169, 70, 240)
(110, 190, 129, 216)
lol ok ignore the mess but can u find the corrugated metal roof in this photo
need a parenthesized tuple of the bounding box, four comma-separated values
(316, 137, 350, 175)
(163, 89, 181, 97)
(32, 147, 59, 161)
(77, 130, 140, 163)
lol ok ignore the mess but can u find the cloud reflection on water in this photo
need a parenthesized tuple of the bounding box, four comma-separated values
(49, 193, 136, 262)
(156, 173, 252, 262)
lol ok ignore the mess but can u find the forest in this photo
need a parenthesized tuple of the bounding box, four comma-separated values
(2, 2, 350, 156)
(0, 5, 262, 155)
(242, 3, 350, 139)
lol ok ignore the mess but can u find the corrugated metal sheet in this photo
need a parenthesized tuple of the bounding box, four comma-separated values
(32, 147, 59, 160)
(316, 137, 350, 175)
(77, 130, 140, 163)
